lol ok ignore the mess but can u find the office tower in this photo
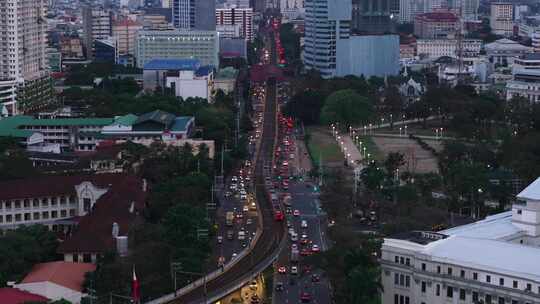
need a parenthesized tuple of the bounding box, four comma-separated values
(448, 0, 479, 21)
(82, 6, 113, 59)
(136, 29, 219, 68)
(0, 0, 55, 115)
(352, 0, 395, 34)
(490, 2, 514, 36)
(172, 0, 216, 30)
(216, 6, 254, 40)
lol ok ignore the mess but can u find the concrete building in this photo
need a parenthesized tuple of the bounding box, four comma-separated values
(136, 29, 219, 68)
(216, 6, 254, 41)
(217, 24, 243, 39)
(60, 36, 85, 60)
(214, 67, 239, 93)
(414, 12, 458, 39)
(352, 0, 395, 34)
(94, 38, 119, 63)
(82, 7, 112, 59)
(506, 53, 540, 102)
(448, 0, 479, 21)
(15, 262, 96, 304)
(280, 0, 305, 21)
(485, 38, 531, 66)
(380, 176, 540, 304)
(490, 2, 514, 36)
(0, 0, 55, 115)
(172, 0, 216, 30)
(112, 18, 142, 58)
(143, 59, 214, 100)
(416, 39, 482, 59)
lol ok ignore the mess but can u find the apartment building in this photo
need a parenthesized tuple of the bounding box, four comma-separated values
(216, 6, 254, 41)
(112, 18, 142, 58)
(82, 7, 112, 59)
(381, 177, 540, 304)
(0, 0, 55, 115)
(490, 2, 514, 36)
(136, 29, 219, 68)
(414, 12, 458, 39)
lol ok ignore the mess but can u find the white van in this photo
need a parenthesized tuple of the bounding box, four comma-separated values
(301, 220, 308, 228)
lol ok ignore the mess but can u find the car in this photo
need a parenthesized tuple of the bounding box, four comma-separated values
(287, 220, 293, 227)
(249, 280, 258, 290)
(300, 234, 309, 244)
(217, 236, 223, 243)
(227, 230, 234, 240)
(301, 220, 308, 228)
(225, 191, 232, 197)
(303, 265, 311, 273)
(275, 282, 284, 291)
(240, 194, 247, 200)
(231, 176, 238, 182)
(278, 266, 287, 274)
(236, 213, 243, 219)
(290, 233, 298, 242)
(290, 266, 298, 275)
(288, 228, 295, 235)
(311, 244, 320, 253)
(311, 274, 320, 282)
(292, 243, 298, 251)
(300, 248, 311, 256)
(246, 218, 253, 225)
(300, 292, 312, 302)
(293, 209, 300, 216)
(243, 205, 249, 212)
(286, 207, 292, 214)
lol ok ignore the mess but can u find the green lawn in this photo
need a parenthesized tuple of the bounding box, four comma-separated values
(356, 135, 383, 161)
(305, 126, 343, 166)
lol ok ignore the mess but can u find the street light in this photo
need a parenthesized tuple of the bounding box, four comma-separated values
(399, 127, 402, 136)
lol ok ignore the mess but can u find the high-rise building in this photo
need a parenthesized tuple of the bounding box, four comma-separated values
(136, 29, 219, 68)
(112, 18, 143, 57)
(0, 0, 55, 115)
(380, 176, 540, 304)
(414, 12, 458, 39)
(172, 0, 216, 30)
(490, 2, 514, 36)
(352, 0, 395, 34)
(399, 0, 446, 23)
(303, 0, 398, 78)
(216, 6, 254, 40)
(82, 7, 113, 59)
(448, 0, 479, 21)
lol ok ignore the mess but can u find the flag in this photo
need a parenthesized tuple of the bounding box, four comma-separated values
(132, 266, 140, 303)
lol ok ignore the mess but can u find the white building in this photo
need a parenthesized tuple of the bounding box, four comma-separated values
(216, 6, 254, 41)
(0, 0, 54, 115)
(15, 261, 96, 304)
(165, 67, 214, 101)
(381, 177, 540, 304)
(506, 53, 540, 102)
(416, 39, 482, 59)
(485, 38, 531, 66)
(490, 2, 514, 36)
(136, 29, 219, 68)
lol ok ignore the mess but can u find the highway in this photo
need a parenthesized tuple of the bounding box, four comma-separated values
(163, 27, 285, 304)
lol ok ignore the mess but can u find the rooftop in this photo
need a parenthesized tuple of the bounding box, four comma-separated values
(0, 288, 48, 304)
(134, 109, 176, 126)
(113, 114, 139, 126)
(195, 66, 214, 77)
(517, 176, 540, 200)
(143, 59, 201, 71)
(441, 211, 521, 239)
(216, 67, 239, 79)
(20, 261, 96, 292)
(415, 12, 458, 22)
(485, 38, 532, 52)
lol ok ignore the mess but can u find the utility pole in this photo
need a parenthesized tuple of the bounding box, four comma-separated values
(318, 153, 323, 187)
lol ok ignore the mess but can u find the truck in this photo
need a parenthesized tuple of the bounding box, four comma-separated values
(226, 212, 234, 226)
(291, 248, 299, 263)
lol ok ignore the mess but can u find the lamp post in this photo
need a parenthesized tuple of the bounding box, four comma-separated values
(363, 146, 366, 158)
(404, 125, 408, 136)
(399, 127, 402, 137)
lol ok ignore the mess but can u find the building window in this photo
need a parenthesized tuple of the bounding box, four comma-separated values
(0, 215, 3, 223)
(42, 198, 48, 207)
(83, 253, 92, 263)
(15, 214, 21, 222)
(60, 197, 66, 205)
(395, 256, 399, 263)
(405, 297, 409, 304)
(486, 275, 491, 283)
(421, 263, 426, 271)
(83, 198, 91, 212)
(73, 253, 78, 262)
(6, 215, 12, 222)
(33, 199, 39, 207)
(14, 200, 20, 208)
(42, 211, 49, 219)
(5, 201, 11, 209)
(499, 297, 505, 304)
(421, 281, 426, 293)
(473, 292, 479, 302)
(437, 266, 441, 273)
(447, 286, 453, 298)
(51, 197, 57, 206)
(499, 278, 504, 286)
(24, 213, 30, 221)
(405, 258, 410, 266)
(23, 199, 30, 208)
(473, 272, 478, 280)
(526, 283, 531, 291)
(394, 294, 398, 304)
(405, 276, 410, 287)
(394, 273, 399, 285)
(400, 257, 404, 264)
(460, 270, 465, 278)
(400, 295, 404, 304)
(69, 209, 76, 216)
(33, 212, 40, 220)
(448, 267, 452, 275)
(486, 294, 492, 304)
(460, 289, 465, 300)
(61, 210, 67, 217)
(51, 211, 57, 218)
(436, 284, 440, 296)
(512, 300, 518, 304)
(399, 274, 404, 286)
(513, 280, 518, 288)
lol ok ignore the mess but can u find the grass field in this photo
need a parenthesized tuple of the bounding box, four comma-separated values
(305, 126, 343, 166)
(356, 135, 384, 161)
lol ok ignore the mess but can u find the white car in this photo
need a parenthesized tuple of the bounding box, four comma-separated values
(291, 266, 298, 275)
(243, 205, 249, 212)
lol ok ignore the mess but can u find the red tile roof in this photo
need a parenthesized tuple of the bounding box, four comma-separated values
(20, 261, 96, 292)
(58, 174, 146, 254)
(0, 288, 49, 304)
(0, 173, 130, 201)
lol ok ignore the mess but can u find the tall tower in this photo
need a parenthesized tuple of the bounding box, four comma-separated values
(0, 0, 55, 115)
(173, 0, 215, 30)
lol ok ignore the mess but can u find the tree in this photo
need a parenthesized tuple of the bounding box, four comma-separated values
(384, 152, 405, 178)
(361, 162, 386, 192)
(283, 90, 325, 125)
(320, 89, 373, 127)
(344, 249, 382, 304)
